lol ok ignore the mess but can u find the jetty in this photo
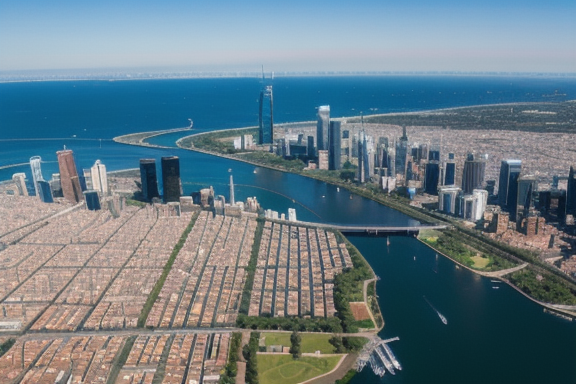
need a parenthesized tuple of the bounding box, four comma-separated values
(355, 336, 401, 378)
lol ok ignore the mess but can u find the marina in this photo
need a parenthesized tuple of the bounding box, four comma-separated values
(355, 336, 402, 378)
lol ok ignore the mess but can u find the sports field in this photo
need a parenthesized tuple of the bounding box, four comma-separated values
(259, 355, 343, 384)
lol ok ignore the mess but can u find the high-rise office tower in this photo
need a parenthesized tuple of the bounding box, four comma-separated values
(498, 159, 522, 216)
(90, 160, 108, 195)
(49, 174, 63, 198)
(444, 153, 456, 185)
(516, 175, 537, 222)
(461, 154, 486, 194)
(357, 133, 366, 183)
(366, 135, 374, 179)
(418, 144, 429, 163)
(342, 130, 351, 158)
(425, 163, 440, 195)
(259, 85, 274, 144)
(444, 161, 456, 186)
(84, 190, 101, 211)
(37, 181, 53, 203)
(229, 174, 235, 206)
(438, 186, 461, 215)
(567, 166, 576, 216)
(57, 149, 83, 203)
(328, 121, 341, 170)
(140, 159, 160, 201)
(316, 105, 330, 151)
(307, 136, 315, 158)
(12, 173, 29, 196)
(364, 134, 373, 181)
(29, 156, 44, 197)
(395, 128, 409, 176)
(161, 156, 181, 203)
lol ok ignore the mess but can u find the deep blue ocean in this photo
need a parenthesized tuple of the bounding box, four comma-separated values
(1, 76, 575, 383)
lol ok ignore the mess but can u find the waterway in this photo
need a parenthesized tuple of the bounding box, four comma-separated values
(1, 77, 575, 383)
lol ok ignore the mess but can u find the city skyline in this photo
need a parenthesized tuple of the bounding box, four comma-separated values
(1, 0, 575, 74)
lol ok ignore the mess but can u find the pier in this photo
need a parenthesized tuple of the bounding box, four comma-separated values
(355, 336, 401, 378)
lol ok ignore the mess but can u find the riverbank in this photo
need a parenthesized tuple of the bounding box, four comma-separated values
(417, 237, 576, 319)
(176, 132, 576, 310)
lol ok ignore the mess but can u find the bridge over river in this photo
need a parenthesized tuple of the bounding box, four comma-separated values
(293, 220, 449, 237)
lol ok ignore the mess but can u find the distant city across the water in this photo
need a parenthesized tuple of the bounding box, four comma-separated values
(1, 69, 576, 83)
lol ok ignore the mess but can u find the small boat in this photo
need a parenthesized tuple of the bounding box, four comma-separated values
(413, 256, 416, 261)
(350, 195, 353, 199)
(337, 187, 340, 192)
(387, 237, 390, 246)
(491, 280, 501, 283)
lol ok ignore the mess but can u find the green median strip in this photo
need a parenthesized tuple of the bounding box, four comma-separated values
(107, 335, 137, 384)
(239, 218, 264, 315)
(137, 212, 199, 328)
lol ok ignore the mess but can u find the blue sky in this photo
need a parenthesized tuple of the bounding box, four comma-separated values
(1, 0, 574, 73)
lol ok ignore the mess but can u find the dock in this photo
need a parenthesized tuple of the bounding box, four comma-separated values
(355, 336, 401, 378)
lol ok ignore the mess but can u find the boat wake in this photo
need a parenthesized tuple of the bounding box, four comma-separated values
(424, 296, 448, 325)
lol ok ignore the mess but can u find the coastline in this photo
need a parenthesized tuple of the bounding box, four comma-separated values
(111, 108, 576, 320)
(416, 238, 576, 319)
(2, 72, 576, 84)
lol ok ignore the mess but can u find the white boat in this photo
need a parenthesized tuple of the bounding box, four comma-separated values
(424, 296, 448, 325)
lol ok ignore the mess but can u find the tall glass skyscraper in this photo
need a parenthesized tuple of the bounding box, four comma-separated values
(139, 159, 160, 201)
(566, 166, 576, 217)
(259, 85, 274, 144)
(498, 159, 522, 217)
(461, 154, 486, 194)
(516, 175, 537, 222)
(161, 156, 181, 203)
(425, 163, 440, 195)
(29, 156, 44, 197)
(316, 105, 330, 151)
(328, 121, 341, 170)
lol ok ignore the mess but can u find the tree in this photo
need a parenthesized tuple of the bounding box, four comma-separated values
(289, 329, 302, 359)
(329, 335, 345, 353)
(343, 337, 365, 352)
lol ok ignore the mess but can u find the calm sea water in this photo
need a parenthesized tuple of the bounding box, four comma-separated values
(1, 76, 575, 383)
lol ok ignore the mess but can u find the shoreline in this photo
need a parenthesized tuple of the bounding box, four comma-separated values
(2, 72, 576, 85)
(416, 238, 576, 319)
(173, 132, 576, 319)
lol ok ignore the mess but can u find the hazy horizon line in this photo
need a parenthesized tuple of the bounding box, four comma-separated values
(2, 69, 576, 84)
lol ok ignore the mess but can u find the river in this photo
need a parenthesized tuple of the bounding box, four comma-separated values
(1, 77, 575, 383)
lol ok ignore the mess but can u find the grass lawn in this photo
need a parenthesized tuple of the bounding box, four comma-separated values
(418, 229, 442, 242)
(262, 333, 336, 354)
(470, 255, 490, 269)
(259, 354, 342, 384)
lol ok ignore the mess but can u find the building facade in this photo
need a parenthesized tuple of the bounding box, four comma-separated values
(259, 85, 274, 144)
(90, 160, 108, 195)
(140, 159, 160, 201)
(316, 105, 330, 151)
(328, 121, 341, 171)
(161, 156, 181, 203)
(498, 159, 522, 217)
(57, 149, 83, 203)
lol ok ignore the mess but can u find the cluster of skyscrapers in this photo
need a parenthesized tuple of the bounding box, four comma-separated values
(11, 149, 108, 211)
(139, 156, 182, 203)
